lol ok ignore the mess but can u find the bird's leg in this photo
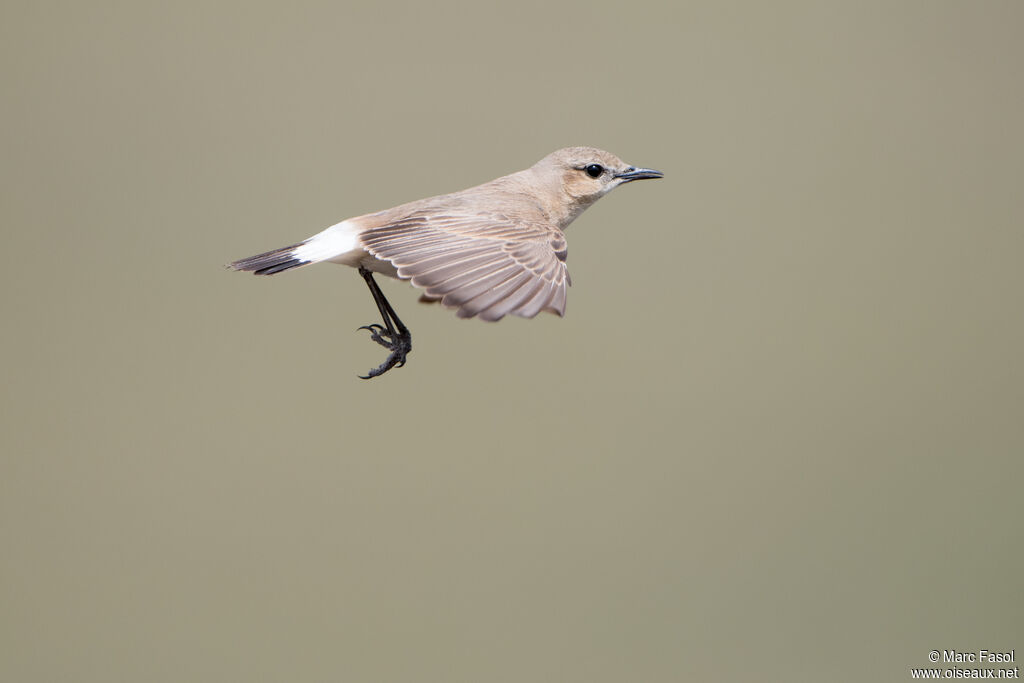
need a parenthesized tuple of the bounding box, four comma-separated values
(357, 265, 412, 379)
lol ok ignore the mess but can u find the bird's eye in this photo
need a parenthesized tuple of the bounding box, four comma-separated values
(584, 164, 604, 178)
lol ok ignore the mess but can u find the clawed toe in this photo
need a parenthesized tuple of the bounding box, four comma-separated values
(358, 323, 393, 347)
(357, 325, 412, 379)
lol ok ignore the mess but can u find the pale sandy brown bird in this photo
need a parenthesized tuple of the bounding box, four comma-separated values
(229, 147, 662, 378)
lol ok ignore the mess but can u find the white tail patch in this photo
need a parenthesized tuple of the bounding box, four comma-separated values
(294, 220, 361, 264)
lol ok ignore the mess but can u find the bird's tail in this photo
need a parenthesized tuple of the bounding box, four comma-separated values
(229, 221, 362, 275)
(227, 242, 310, 275)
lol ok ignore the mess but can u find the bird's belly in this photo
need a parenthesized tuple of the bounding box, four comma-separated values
(327, 249, 401, 279)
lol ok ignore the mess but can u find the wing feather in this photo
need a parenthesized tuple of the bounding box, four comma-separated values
(518, 280, 558, 319)
(478, 273, 549, 321)
(404, 251, 505, 287)
(458, 271, 535, 320)
(441, 263, 521, 305)
(359, 210, 570, 320)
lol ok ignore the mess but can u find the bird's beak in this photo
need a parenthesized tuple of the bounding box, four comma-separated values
(614, 166, 664, 183)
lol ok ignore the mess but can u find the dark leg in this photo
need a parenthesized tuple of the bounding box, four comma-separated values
(357, 266, 412, 379)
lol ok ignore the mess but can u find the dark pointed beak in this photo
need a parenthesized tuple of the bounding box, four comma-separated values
(614, 166, 664, 183)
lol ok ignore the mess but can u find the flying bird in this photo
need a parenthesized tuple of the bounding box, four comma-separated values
(229, 147, 662, 378)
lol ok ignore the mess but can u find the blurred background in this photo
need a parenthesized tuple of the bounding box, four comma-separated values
(2, 2, 1021, 681)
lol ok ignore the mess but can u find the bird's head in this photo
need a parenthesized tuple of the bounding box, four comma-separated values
(531, 146, 663, 224)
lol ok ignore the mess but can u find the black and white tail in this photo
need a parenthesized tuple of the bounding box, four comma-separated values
(228, 221, 362, 275)
(228, 242, 310, 275)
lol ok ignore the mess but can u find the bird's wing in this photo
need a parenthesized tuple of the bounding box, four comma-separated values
(359, 210, 570, 321)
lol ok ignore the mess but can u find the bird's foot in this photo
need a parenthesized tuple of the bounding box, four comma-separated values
(357, 325, 412, 379)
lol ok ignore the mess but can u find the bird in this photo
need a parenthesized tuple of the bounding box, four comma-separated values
(229, 146, 662, 378)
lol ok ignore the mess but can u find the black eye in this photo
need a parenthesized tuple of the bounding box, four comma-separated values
(584, 164, 604, 178)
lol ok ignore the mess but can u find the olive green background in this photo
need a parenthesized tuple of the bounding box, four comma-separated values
(2, 2, 1021, 681)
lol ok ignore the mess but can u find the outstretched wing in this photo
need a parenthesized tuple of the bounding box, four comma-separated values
(360, 211, 570, 322)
